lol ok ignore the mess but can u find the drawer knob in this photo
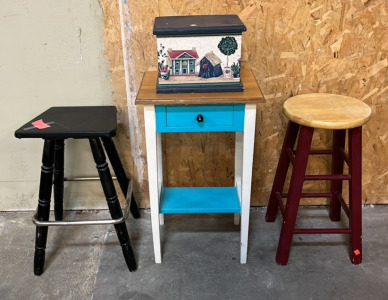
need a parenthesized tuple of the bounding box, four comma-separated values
(196, 114, 204, 123)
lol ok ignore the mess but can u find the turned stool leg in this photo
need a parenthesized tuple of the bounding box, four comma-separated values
(266, 121, 300, 222)
(53, 139, 65, 221)
(101, 137, 140, 219)
(330, 130, 346, 221)
(276, 126, 314, 265)
(349, 127, 362, 264)
(34, 139, 55, 275)
(89, 138, 137, 271)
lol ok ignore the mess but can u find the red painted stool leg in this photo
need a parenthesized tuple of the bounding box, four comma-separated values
(276, 126, 314, 265)
(266, 121, 300, 222)
(330, 130, 346, 221)
(349, 126, 362, 264)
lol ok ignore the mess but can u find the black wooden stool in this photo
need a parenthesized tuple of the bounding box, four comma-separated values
(15, 106, 140, 275)
(266, 94, 371, 265)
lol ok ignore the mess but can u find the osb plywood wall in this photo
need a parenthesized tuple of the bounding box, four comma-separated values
(99, 0, 388, 207)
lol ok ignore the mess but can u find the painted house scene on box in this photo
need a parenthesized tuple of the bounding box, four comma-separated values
(157, 35, 242, 84)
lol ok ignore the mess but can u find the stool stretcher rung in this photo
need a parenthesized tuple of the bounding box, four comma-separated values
(281, 192, 332, 198)
(33, 182, 132, 226)
(304, 174, 351, 181)
(340, 147, 350, 165)
(288, 149, 335, 157)
(286, 148, 295, 165)
(294, 228, 352, 234)
(275, 192, 286, 218)
(286, 149, 339, 165)
(336, 192, 350, 218)
(64, 176, 117, 181)
(309, 149, 334, 155)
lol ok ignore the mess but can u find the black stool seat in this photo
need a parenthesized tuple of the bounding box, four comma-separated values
(15, 106, 140, 275)
(15, 106, 118, 139)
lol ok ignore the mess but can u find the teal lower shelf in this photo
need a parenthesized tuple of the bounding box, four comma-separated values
(160, 187, 241, 214)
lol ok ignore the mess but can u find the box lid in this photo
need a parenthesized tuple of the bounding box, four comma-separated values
(153, 15, 246, 36)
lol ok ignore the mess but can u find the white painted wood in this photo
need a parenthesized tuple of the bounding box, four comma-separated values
(158, 182, 164, 225)
(118, 0, 144, 186)
(234, 131, 243, 225)
(157, 132, 165, 226)
(159, 213, 165, 225)
(144, 103, 257, 264)
(144, 105, 162, 263)
(234, 179, 242, 225)
(239, 104, 257, 264)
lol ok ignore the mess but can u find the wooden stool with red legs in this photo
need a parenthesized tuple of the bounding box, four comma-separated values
(265, 93, 372, 265)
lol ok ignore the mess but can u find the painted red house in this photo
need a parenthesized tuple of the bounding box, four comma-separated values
(167, 48, 199, 76)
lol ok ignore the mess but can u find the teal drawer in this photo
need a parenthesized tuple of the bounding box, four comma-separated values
(155, 104, 245, 133)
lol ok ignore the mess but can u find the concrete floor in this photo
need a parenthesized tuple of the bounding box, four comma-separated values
(1, 206, 388, 299)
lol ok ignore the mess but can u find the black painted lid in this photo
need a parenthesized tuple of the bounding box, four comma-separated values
(153, 15, 246, 36)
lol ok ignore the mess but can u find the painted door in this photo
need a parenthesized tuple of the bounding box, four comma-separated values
(182, 60, 188, 75)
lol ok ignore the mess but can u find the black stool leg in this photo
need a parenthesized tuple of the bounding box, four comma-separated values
(101, 137, 140, 219)
(34, 139, 55, 275)
(53, 139, 65, 221)
(89, 138, 137, 271)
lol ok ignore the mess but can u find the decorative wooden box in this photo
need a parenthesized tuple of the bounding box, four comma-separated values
(153, 15, 246, 93)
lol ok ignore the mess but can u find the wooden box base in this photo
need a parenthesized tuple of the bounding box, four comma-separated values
(156, 81, 244, 93)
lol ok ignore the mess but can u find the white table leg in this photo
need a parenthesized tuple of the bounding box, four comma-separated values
(144, 105, 162, 263)
(235, 131, 243, 226)
(239, 104, 257, 264)
(157, 132, 164, 225)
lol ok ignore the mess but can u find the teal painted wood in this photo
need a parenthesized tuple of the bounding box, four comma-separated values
(160, 187, 241, 213)
(155, 104, 245, 132)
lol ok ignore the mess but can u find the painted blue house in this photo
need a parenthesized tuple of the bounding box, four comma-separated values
(198, 52, 223, 79)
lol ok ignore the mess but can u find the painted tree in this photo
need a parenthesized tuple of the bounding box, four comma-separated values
(217, 36, 238, 67)
(158, 43, 168, 70)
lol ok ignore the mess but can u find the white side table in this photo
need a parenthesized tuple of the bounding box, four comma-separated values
(136, 70, 265, 263)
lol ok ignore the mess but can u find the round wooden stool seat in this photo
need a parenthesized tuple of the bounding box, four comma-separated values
(283, 93, 372, 129)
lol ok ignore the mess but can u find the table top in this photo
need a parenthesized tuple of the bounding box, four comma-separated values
(15, 106, 117, 139)
(135, 69, 265, 105)
(283, 93, 372, 129)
